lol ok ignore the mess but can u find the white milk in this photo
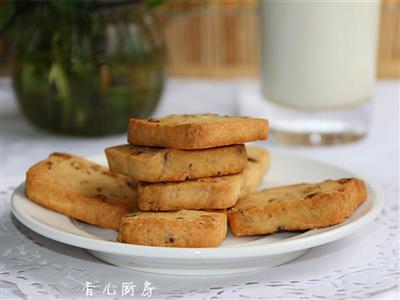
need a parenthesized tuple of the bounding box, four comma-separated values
(260, 1, 381, 109)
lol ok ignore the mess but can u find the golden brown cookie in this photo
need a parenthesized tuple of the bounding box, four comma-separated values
(229, 178, 367, 236)
(240, 146, 270, 198)
(128, 114, 269, 149)
(137, 174, 242, 211)
(25, 153, 137, 230)
(105, 144, 246, 182)
(117, 210, 227, 247)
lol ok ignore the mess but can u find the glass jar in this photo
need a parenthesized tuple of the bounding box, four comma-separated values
(12, 1, 165, 136)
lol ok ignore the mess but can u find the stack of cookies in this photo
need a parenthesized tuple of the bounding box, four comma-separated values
(105, 114, 270, 247)
(25, 113, 367, 250)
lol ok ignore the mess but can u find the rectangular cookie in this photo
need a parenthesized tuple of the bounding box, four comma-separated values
(138, 174, 242, 211)
(228, 178, 367, 236)
(117, 210, 227, 247)
(128, 114, 269, 149)
(240, 146, 270, 198)
(105, 144, 247, 182)
(25, 153, 137, 230)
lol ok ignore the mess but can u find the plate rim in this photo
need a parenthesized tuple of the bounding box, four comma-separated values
(10, 150, 383, 260)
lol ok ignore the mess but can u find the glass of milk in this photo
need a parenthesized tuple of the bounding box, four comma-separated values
(260, 1, 381, 145)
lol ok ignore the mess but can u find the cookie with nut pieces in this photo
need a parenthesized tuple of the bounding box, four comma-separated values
(105, 144, 247, 182)
(117, 210, 227, 247)
(25, 153, 137, 230)
(228, 178, 367, 236)
(128, 114, 269, 150)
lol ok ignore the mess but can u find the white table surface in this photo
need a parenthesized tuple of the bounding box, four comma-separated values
(1, 78, 399, 300)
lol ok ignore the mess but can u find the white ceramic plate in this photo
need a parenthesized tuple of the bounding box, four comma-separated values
(11, 150, 382, 276)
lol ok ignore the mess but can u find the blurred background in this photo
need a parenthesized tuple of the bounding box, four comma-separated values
(154, 0, 399, 79)
(0, 0, 399, 139)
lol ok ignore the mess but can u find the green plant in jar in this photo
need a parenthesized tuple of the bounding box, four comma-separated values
(3, 0, 165, 135)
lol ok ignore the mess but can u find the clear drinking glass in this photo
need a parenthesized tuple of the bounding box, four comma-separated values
(260, 1, 381, 145)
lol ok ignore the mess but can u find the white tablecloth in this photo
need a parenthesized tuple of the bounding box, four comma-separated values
(1, 78, 399, 299)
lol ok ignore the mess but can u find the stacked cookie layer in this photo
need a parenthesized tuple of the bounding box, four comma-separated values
(106, 144, 246, 210)
(106, 114, 270, 247)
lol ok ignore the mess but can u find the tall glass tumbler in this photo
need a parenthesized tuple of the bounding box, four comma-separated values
(260, 1, 381, 145)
